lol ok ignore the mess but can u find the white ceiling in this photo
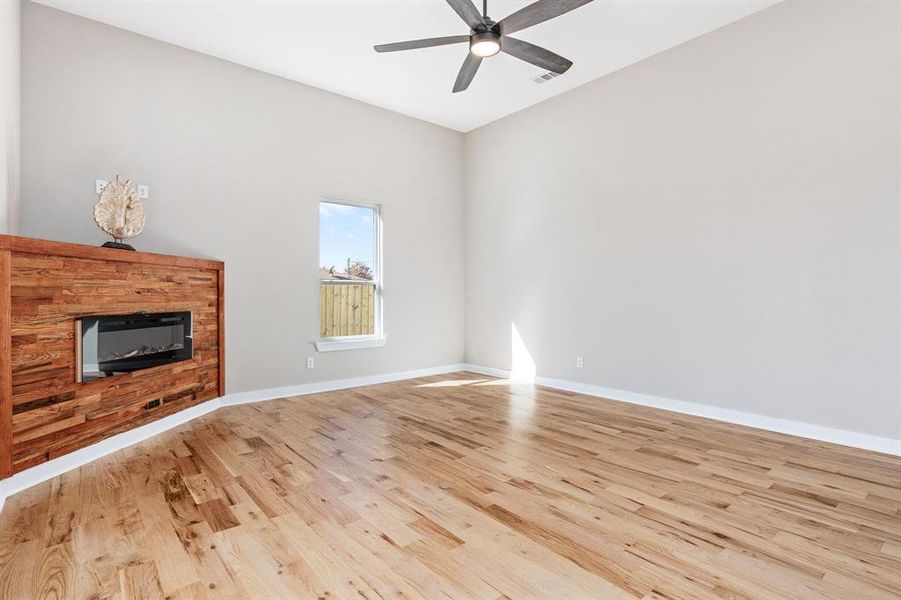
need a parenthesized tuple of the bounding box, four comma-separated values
(34, 0, 779, 132)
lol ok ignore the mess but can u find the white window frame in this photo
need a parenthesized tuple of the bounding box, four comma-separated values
(315, 198, 385, 352)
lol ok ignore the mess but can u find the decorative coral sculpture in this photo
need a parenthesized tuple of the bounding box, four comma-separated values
(94, 175, 145, 250)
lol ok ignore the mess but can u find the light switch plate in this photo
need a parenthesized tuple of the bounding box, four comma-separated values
(95, 179, 108, 194)
(137, 185, 149, 199)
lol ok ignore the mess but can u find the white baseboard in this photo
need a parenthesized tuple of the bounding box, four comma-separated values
(221, 363, 467, 406)
(0, 363, 468, 512)
(4, 362, 896, 513)
(462, 364, 901, 457)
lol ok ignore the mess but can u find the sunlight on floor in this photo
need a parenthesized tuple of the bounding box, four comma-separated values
(415, 379, 490, 388)
(473, 379, 516, 386)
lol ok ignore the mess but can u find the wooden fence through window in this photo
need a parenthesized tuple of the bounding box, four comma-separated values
(319, 282, 375, 337)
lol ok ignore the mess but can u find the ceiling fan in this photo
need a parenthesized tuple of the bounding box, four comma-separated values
(374, 0, 594, 93)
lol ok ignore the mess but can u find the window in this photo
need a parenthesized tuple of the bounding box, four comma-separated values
(316, 199, 383, 351)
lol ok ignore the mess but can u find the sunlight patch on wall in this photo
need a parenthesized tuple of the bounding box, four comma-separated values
(511, 323, 536, 383)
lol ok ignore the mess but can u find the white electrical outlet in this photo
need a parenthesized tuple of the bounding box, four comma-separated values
(576, 356, 583, 368)
(306, 357, 314, 369)
(95, 179, 109, 194)
(137, 184, 149, 199)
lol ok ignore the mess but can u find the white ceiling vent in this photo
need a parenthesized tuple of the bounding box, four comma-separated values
(532, 71, 561, 84)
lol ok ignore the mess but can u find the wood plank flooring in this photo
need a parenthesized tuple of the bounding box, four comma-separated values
(0, 371, 899, 599)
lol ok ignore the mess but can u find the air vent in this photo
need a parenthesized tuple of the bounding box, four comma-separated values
(532, 71, 561, 84)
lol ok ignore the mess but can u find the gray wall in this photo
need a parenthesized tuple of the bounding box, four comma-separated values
(20, 2, 465, 393)
(0, 0, 20, 234)
(464, 0, 901, 438)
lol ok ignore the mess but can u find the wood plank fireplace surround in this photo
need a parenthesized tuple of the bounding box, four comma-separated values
(0, 235, 224, 482)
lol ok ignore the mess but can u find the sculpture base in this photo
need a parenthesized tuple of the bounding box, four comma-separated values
(102, 241, 136, 251)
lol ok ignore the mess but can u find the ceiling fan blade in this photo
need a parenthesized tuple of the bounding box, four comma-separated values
(453, 52, 482, 93)
(501, 37, 572, 74)
(374, 35, 470, 53)
(446, 0, 485, 30)
(497, 0, 593, 35)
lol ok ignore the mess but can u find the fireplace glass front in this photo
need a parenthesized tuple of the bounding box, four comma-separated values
(77, 312, 193, 382)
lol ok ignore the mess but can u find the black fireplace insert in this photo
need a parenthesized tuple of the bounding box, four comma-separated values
(76, 311, 193, 382)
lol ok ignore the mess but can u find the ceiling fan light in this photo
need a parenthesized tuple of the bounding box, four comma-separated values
(470, 32, 501, 57)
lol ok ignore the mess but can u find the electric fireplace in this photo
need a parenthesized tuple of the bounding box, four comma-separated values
(76, 311, 193, 382)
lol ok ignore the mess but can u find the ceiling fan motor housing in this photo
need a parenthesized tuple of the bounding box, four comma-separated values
(470, 31, 501, 57)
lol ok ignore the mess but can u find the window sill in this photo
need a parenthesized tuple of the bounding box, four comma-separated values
(315, 336, 386, 353)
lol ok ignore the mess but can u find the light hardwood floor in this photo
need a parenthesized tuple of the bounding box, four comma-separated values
(0, 372, 899, 599)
